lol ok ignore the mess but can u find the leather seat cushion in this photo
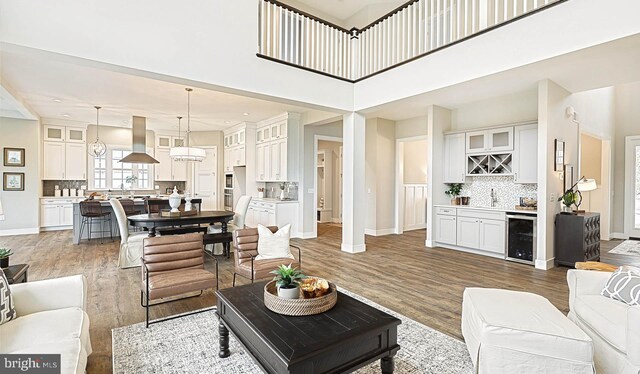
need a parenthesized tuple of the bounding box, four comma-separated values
(142, 269, 216, 300)
(574, 295, 629, 353)
(0, 307, 90, 354)
(237, 258, 300, 280)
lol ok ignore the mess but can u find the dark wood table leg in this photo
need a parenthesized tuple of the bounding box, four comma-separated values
(219, 320, 230, 358)
(221, 221, 229, 258)
(148, 226, 156, 237)
(381, 355, 394, 374)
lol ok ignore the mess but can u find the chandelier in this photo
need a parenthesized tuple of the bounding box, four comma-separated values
(88, 106, 107, 157)
(170, 88, 205, 162)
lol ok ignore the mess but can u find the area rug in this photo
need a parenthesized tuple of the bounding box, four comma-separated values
(112, 288, 473, 374)
(608, 239, 640, 255)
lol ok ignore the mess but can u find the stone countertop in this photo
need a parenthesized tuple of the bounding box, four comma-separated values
(250, 197, 299, 204)
(433, 204, 537, 215)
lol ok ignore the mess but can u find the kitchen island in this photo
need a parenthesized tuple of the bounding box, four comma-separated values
(72, 199, 147, 244)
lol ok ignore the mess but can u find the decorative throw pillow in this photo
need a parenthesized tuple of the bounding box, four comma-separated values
(0, 270, 17, 325)
(601, 266, 640, 306)
(256, 224, 294, 261)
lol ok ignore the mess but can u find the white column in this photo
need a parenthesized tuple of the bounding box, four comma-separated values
(342, 112, 366, 253)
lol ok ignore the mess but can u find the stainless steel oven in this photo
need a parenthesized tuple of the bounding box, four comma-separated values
(506, 213, 537, 265)
(224, 190, 233, 212)
(225, 174, 233, 189)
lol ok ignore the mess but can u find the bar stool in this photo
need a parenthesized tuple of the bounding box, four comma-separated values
(119, 199, 139, 232)
(79, 200, 113, 244)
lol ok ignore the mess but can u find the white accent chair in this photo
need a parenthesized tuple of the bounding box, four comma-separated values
(110, 198, 146, 268)
(461, 287, 595, 374)
(0, 275, 92, 374)
(568, 269, 640, 374)
(206, 195, 252, 255)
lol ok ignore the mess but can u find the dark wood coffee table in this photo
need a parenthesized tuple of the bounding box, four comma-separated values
(216, 281, 401, 373)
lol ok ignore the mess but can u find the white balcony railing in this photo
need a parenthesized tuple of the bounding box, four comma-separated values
(258, 0, 564, 81)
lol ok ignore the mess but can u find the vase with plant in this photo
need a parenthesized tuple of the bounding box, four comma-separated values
(445, 183, 463, 205)
(270, 264, 306, 299)
(559, 190, 577, 213)
(0, 248, 14, 268)
(125, 175, 138, 196)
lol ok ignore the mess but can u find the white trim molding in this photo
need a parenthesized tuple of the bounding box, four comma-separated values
(535, 258, 556, 270)
(341, 243, 366, 253)
(364, 228, 395, 237)
(0, 227, 40, 236)
(610, 232, 629, 240)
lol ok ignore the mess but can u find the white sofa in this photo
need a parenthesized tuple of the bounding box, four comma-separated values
(0, 275, 92, 374)
(567, 269, 640, 374)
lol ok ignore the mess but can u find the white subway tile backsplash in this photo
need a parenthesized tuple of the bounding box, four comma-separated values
(458, 176, 537, 209)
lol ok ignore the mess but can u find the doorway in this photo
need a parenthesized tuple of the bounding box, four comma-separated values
(315, 137, 343, 238)
(624, 136, 640, 238)
(192, 146, 218, 210)
(395, 136, 428, 234)
(579, 133, 612, 240)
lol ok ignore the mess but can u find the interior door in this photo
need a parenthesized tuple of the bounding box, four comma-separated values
(626, 137, 640, 238)
(194, 147, 218, 210)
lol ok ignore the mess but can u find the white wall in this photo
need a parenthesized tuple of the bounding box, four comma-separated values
(0, 0, 354, 112)
(318, 140, 342, 221)
(364, 118, 396, 235)
(189, 131, 224, 209)
(0, 117, 41, 235)
(426, 106, 452, 246)
(403, 139, 428, 184)
(451, 90, 538, 130)
(613, 81, 640, 236)
(396, 116, 427, 138)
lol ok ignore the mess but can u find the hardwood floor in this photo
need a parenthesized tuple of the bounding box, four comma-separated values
(0, 226, 634, 373)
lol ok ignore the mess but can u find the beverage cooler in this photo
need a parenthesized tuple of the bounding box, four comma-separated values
(506, 213, 537, 265)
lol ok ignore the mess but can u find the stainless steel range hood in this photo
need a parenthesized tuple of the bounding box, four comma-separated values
(119, 116, 159, 164)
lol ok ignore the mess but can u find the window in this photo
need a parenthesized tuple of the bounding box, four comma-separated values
(88, 146, 154, 190)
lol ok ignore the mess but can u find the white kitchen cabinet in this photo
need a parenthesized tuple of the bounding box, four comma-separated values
(43, 142, 66, 180)
(65, 143, 87, 180)
(246, 200, 299, 237)
(466, 127, 513, 153)
(513, 124, 538, 184)
(172, 159, 187, 181)
(66, 127, 86, 143)
(443, 133, 466, 183)
(41, 199, 75, 228)
(155, 148, 172, 181)
(256, 143, 271, 181)
(479, 219, 506, 254)
(435, 215, 457, 245)
(157, 135, 171, 148)
(224, 148, 232, 172)
(270, 120, 287, 140)
(44, 125, 66, 142)
(457, 217, 481, 248)
(255, 113, 299, 182)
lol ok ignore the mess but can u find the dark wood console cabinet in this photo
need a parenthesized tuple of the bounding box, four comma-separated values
(554, 212, 600, 267)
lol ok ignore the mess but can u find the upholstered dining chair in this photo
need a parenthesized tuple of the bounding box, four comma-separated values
(110, 198, 147, 268)
(231, 226, 301, 286)
(140, 232, 217, 327)
(206, 195, 252, 255)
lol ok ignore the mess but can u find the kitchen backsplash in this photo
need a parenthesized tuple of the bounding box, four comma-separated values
(43, 180, 185, 197)
(458, 176, 537, 210)
(263, 182, 299, 200)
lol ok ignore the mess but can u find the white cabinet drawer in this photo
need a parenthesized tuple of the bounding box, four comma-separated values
(457, 208, 505, 221)
(435, 207, 457, 216)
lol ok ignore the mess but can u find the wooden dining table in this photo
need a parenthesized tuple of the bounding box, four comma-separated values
(127, 210, 235, 238)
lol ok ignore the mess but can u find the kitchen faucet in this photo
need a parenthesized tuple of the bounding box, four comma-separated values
(490, 189, 498, 208)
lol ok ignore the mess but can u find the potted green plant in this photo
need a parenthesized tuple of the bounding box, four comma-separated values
(445, 183, 463, 205)
(270, 264, 306, 299)
(0, 248, 14, 268)
(559, 190, 577, 213)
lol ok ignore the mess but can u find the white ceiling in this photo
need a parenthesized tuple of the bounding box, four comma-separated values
(285, 0, 406, 23)
(0, 48, 323, 132)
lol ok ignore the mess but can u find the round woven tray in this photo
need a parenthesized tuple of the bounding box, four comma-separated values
(264, 280, 337, 316)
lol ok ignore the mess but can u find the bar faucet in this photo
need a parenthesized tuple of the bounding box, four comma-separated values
(490, 189, 498, 208)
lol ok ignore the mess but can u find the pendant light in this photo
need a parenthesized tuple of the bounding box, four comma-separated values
(88, 106, 107, 157)
(170, 88, 206, 162)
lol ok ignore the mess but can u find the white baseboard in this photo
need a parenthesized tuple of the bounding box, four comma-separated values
(425, 239, 434, 248)
(403, 224, 427, 231)
(299, 231, 316, 239)
(341, 243, 366, 253)
(40, 226, 72, 232)
(331, 218, 342, 224)
(0, 227, 40, 236)
(364, 228, 395, 237)
(610, 232, 629, 240)
(535, 258, 555, 270)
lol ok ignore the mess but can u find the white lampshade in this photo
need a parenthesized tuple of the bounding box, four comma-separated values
(169, 146, 206, 162)
(577, 178, 597, 192)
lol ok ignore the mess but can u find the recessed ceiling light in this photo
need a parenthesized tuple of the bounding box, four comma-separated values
(62, 113, 71, 118)
(122, 119, 129, 124)
(224, 121, 231, 124)
(243, 112, 250, 116)
(52, 98, 62, 103)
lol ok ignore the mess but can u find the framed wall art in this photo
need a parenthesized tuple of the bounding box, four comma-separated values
(3, 148, 25, 167)
(3, 172, 24, 191)
(554, 139, 565, 171)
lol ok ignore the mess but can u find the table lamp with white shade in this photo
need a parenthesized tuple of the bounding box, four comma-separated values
(575, 178, 597, 213)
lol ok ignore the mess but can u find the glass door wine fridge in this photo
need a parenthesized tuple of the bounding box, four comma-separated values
(506, 213, 537, 265)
